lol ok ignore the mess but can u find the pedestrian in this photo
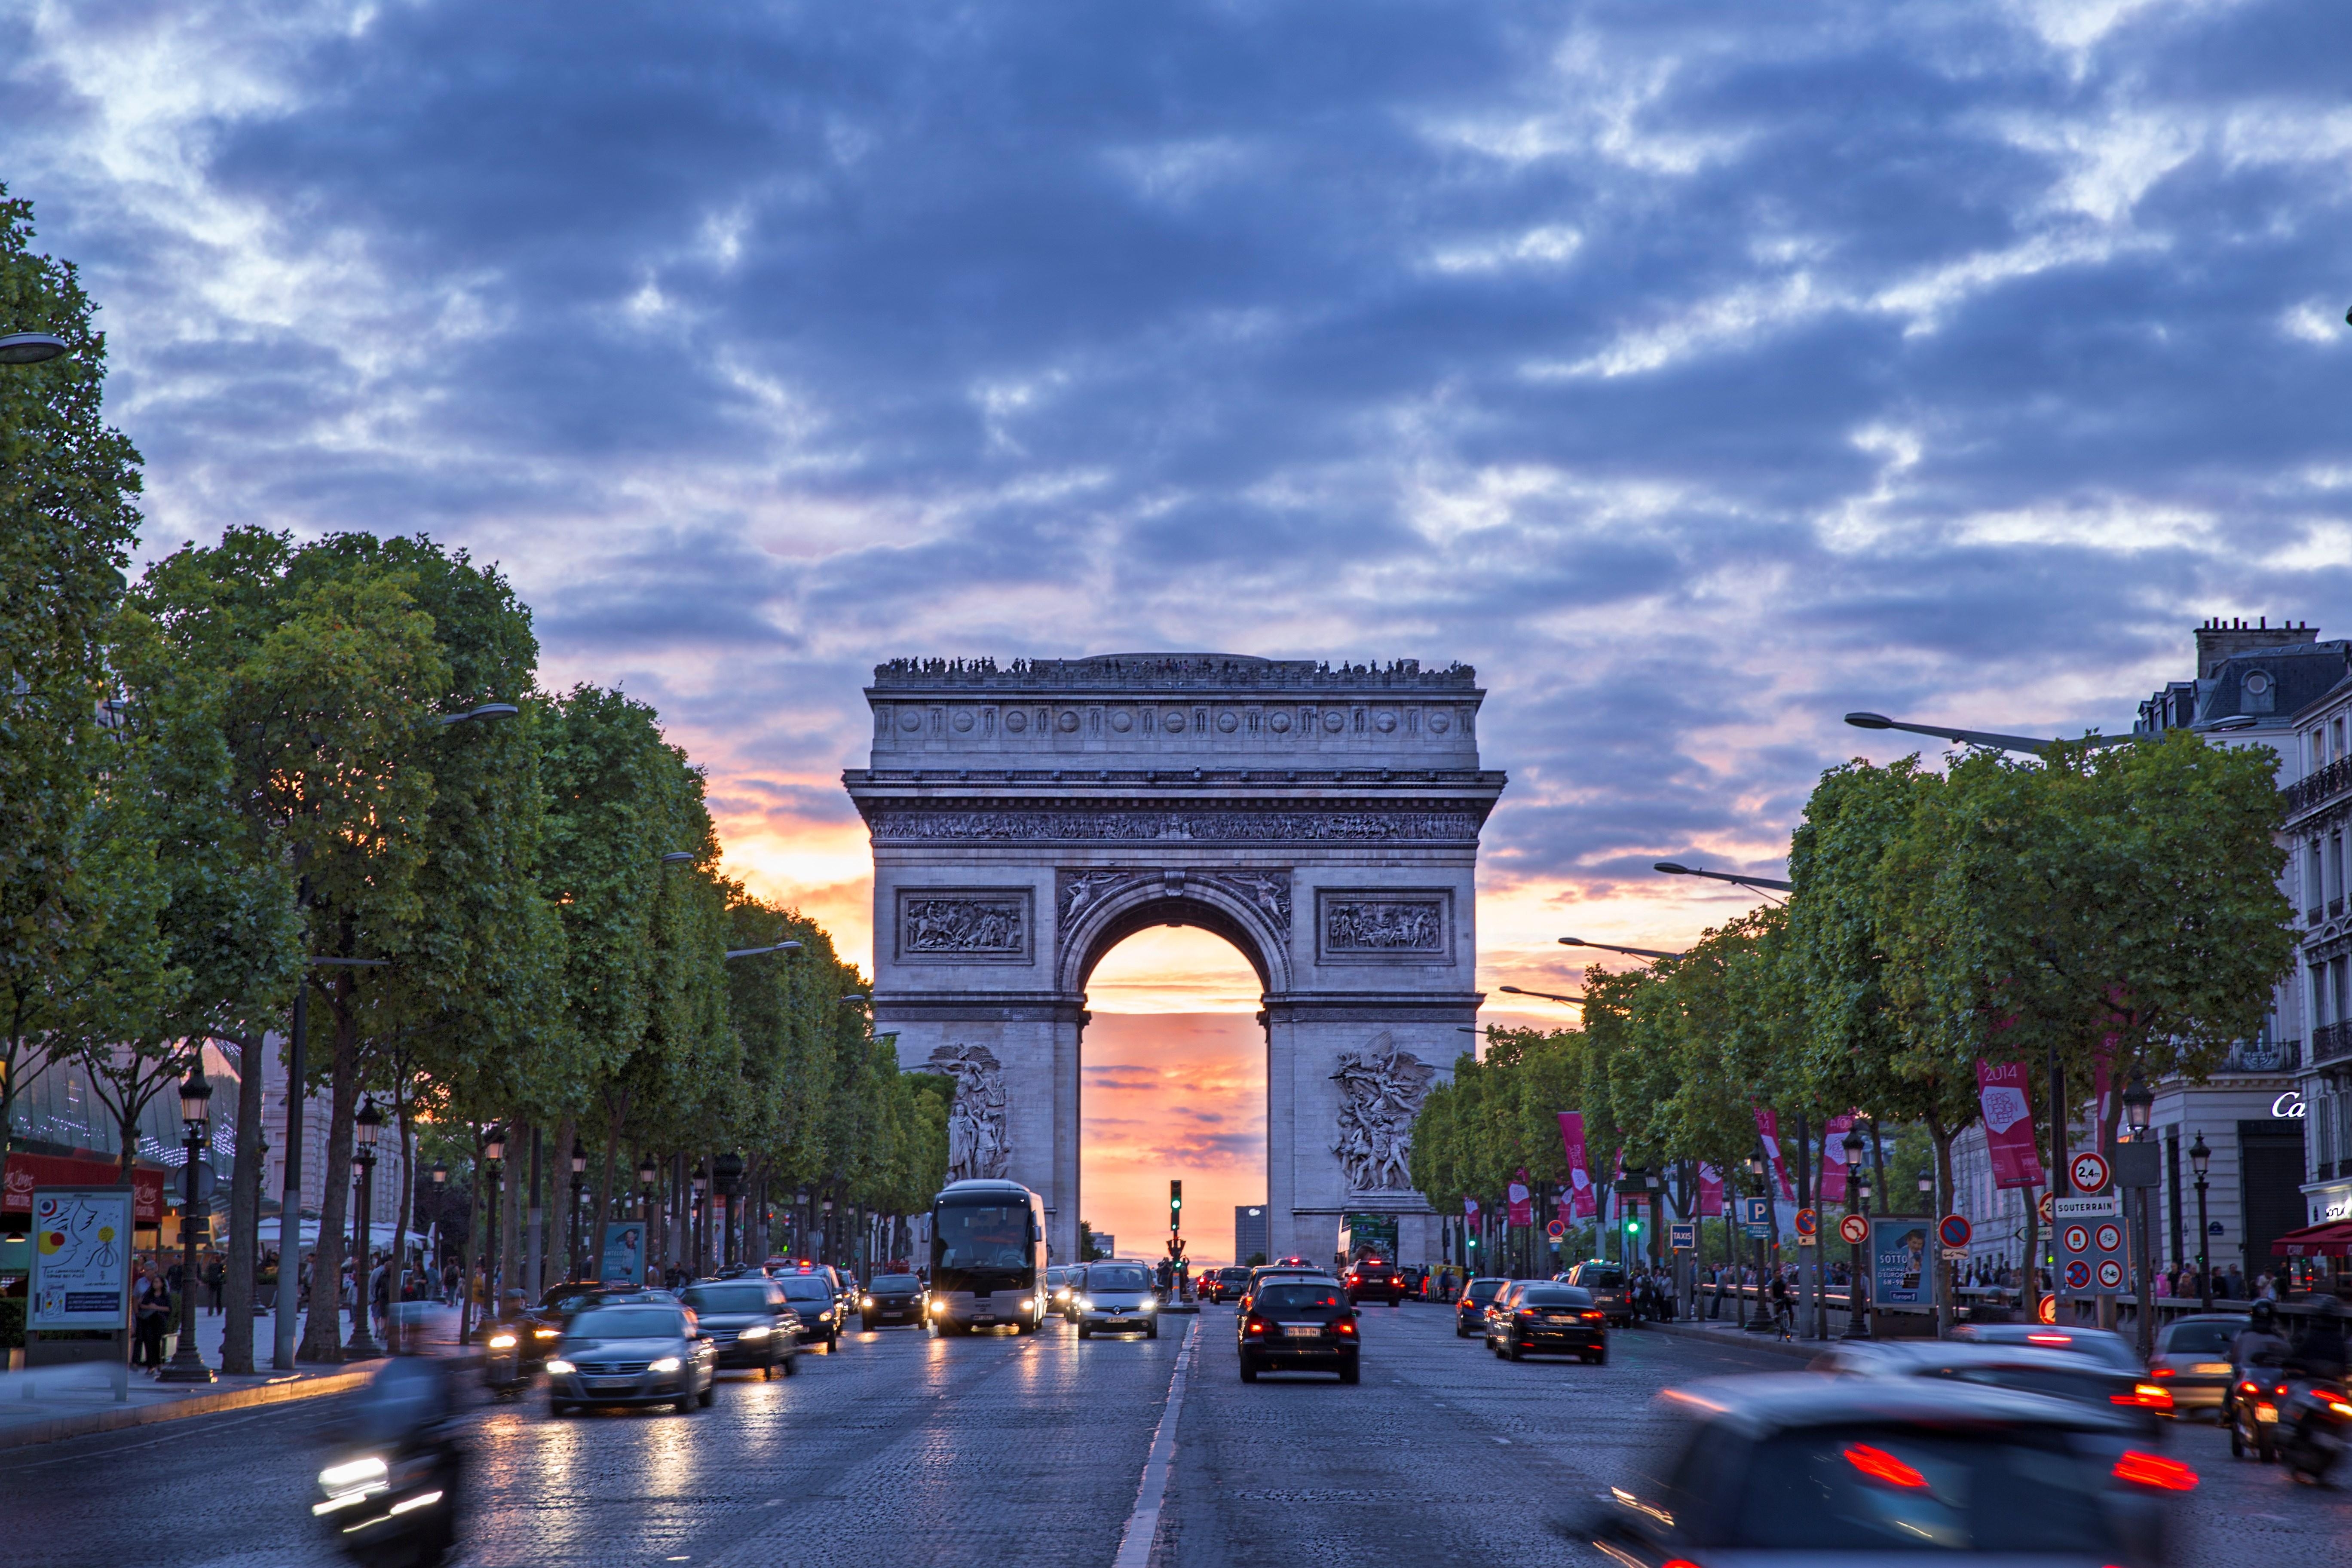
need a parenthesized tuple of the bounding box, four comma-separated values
(204, 1255, 224, 1314)
(134, 1268, 171, 1369)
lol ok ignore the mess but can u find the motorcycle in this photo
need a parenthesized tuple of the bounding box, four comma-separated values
(2229, 1349, 2287, 1464)
(2274, 1370, 2352, 1485)
(313, 1358, 465, 1567)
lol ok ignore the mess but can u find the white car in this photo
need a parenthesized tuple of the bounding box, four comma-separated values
(1075, 1261, 1160, 1340)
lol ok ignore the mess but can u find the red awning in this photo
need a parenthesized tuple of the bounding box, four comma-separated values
(3, 1153, 166, 1223)
(2271, 1219, 2352, 1258)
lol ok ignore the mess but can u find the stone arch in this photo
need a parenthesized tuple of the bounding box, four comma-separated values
(1057, 876, 1291, 998)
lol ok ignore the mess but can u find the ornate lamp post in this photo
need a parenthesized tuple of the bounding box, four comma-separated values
(821, 1196, 836, 1268)
(690, 1161, 709, 1277)
(2122, 1072, 2156, 1356)
(713, 1153, 745, 1269)
(1743, 1149, 1770, 1330)
(429, 1161, 448, 1278)
(466, 1124, 505, 1345)
(1842, 1124, 1871, 1340)
(345, 1098, 384, 1359)
(158, 1064, 217, 1382)
(569, 1138, 589, 1280)
(2190, 1132, 2212, 1311)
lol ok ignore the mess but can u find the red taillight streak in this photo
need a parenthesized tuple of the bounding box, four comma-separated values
(1660, 1560, 1704, 1568)
(1844, 1444, 1929, 1489)
(2149, 1366, 2174, 1378)
(2112, 1451, 2197, 1491)
(2026, 1332, 2071, 1345)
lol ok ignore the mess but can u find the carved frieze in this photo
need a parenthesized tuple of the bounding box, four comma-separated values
(1053, 867, 1293, 959)
(870, 808, 1482, 843)
(1331, 1034, 1436, 1192)
(1317, 891, 1449, 959)
(1202, 871, 1292, 934)
(894, 888, 1033, 963)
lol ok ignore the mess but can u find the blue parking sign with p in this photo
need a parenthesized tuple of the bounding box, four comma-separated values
(1740, 1197, 1772, 1237)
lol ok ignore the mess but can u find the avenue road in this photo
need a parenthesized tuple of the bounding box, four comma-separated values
(12, 1305, 2349, 1568)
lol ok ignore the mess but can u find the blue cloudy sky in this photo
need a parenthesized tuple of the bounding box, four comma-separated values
(8, 0, 2349, 1243)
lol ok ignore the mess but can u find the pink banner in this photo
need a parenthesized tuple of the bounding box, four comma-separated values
(1463, 1197, 1480, 1223)
(1976, 1059, 2046, 1190)
(1698, 1164, 1724, 1213)
(1507, 1167, 1533, 1227)
(1819, 1113, 1854, 1204)
(1753, 1108, 1796, 1200)
(1558, 1112, 1597, 1219)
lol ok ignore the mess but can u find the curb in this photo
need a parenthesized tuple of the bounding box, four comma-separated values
(0, 1366, 375, 1452)
(1634, 1318, 1826, 1363)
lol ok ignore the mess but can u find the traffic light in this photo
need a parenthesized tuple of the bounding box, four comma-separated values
(1169, 1179, 1183, 1228)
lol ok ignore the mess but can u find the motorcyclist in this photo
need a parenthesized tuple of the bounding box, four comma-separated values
(318, 1354, 465, 1565)
(2292, 1297, 2349, 1382)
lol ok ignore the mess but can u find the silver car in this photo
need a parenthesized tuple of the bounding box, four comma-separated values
(1075, 1261, 1160, 1340)
(545, 1302, 718, 1416)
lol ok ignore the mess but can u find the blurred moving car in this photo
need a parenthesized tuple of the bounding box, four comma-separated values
(1203, 1266, 1252, 1305)
(1342, 1257, 1407, 1306)
(680, 1278, 800, 1378)
(1951, 1322, 2141, 1372)
(860, 1273, 925, 1329)
(1811, 1341, 2170, 1439)
(1589, 1375, 2191, 1566)
(1239, 1278, 1360, 1384)
(775, 1271, 844, 1350)
(2144, 1315, 2240, 1418)
(545, 1300, 719, 1415)
(1075, 1261, 1160, 1340)
(1455, 1276, 1507, 1338)
(1559, 1260, 1632, 1327)
(1486, 1282, 1608, 1363)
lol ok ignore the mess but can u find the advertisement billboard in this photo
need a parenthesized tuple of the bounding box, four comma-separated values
(31, 1187, 135, 1332)
(599, 1221, 647, 1287)
(1868, 1215, 1932, 1310)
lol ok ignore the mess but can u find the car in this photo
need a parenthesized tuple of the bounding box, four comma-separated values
(1455, 1276, 1507, 1338)
(1810, 1341, 2170, 1439)
(545, 1300, 719, 1416)
(774, 1271, 844, 1349)
(1342, 1256, 1407, 1306)
(1046, 1266, 1075, 1315)
(1238, 1277, 1360, 1384)
(1203, 1266, 1252, 1305)
(1237, 1265, 1338, 1323)
(1486, 1281, 1609, 1363)
(1397, 1263, 1428, 1298)
(1075, 1260, 1161, 1339)
(1587, 1374, 2188, 1566)
(860, 1272, 925, 1329)
(1950, 1322, 2142, 1373)
(2144, 1314, 2240, 1419)
(679, 1278, 801, 1378)
(1559, 1260, 1632, 1326)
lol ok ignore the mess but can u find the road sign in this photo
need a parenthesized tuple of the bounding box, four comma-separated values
(1740, 1196, 1773, 1238)
(2038, 1191, 2054, 1224)
(1938, 1213, 1971, 1249)
(1545, 1219, 1566, 1240)
(1794, 1207, 1818, 1239)
(2037, 1293, 2058, 1324)
(1669, 1222, 1695, 1252)
(2068, 1151, 2111, 1194)
(1838, 1213, 1869, 1245)
(2057, 1188, 2127, 1300)
(1941, 1247, 1969, 1262)
(2054, 1193, 2121, 1219)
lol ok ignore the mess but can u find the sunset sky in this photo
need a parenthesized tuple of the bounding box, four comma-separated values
(8, 1, 2348, 1260)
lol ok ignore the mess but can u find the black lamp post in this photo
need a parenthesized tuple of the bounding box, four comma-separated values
(1743, 1149, 1770, 1330)
(346, 1097, 384, 1359)
(429, 1161, 448, 1278)
(691, 1161, 709, 1277)
(2190, 1132, 2212, 1311)
(569, 1138, 589, 1280)
(822, 1196, 836, 1267)
(468, 1124, 505, 1345)
(1842, 1124, 1871, 1339)
(2122, 1072, 2156, 1357)
(713, 1153, 745, 1269)
(158, 1064, 217, 1382)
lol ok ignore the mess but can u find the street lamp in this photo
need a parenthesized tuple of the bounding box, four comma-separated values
(1498, 985, 1584, 1006)
(158, 1063, 217, 1383)
(2122, 1072, 2153, 1139)
(1741, 1149, 1770, 1331)
(2121, 1070, 2156, 1358)
(691, 1162, 709, 1277)
(346, 1097, 384, 1359)
(2190, 1131, 2212, 1311)
(659, 851, 696, 865)
(1842, 1124, 1871, 1340)
(724, 940, 803, 960)
(569, 1138, 590, 1280)
(713, 1153, 745, 1269)
(1559, 937, 1682, 960)
(0, 331, 69, 364)
(1654, 861, 1795, 894)
(468, 1124, 506, 1347)
(430, 1161, 449, 1278)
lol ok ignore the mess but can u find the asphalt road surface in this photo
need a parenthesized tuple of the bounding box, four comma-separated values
(12, 1305, 2349, 1567)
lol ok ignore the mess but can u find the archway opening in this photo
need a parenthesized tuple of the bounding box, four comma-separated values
(1080, 925, 1267, 1271)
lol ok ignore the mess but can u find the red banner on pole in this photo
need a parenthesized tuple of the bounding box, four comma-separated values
(1819, 1113, 1854, 1204)
(1507, 1167, 1533, 1227)
(1558, 1112, 1597, 1219)
(1698, 1164, 1724, 1213)
(1976, 1059, 2046, 1190)
(1753, 1108, 1795, 1200)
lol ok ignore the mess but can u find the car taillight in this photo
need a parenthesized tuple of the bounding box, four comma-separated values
(1245, 1317, 1268, 1336)
(2326, 1397, 2352, 1419)
(1334, 1320, 1357, 1336)
(2148, 1366, 2174, 1378)
(1582, 1311, 1606, 1322)
(1517, 1308, 1539, 1320)
(2112, 1451, 2197, 1491)
(1390, 1276, 1401, 1286)
(2239, 1380, 2260, 1394)
(2113, 1383, 2172, 1410)
(1843, 1444, 1929, 1489)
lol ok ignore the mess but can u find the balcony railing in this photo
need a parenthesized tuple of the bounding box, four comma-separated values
(2285, 755, 2352, 816)
(2218, 1037, 2300, 1073)
(2315, 1021, 2352, 1066)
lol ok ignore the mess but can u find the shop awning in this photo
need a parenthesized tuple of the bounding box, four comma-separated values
(2271, 1219, 2352, 1257)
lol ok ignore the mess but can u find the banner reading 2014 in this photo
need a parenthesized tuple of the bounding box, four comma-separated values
(1975, 1060, 2046, 1191)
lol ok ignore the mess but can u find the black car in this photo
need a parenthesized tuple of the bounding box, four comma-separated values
(1239, 1278, 1361, 1384)
(1587, 1374, 2186, 1567)
(680, 1278, 801, 1378)
(1560, 1261, 1632, 1326)
(545, 1301, 718, 1415)
(1810, 1341, 2170, 1441)
(1455, 1276, 1507, 1338)
(1343, 1256, 1406, 1306)
(1488, 1282, 1609, 1363)
(775, 1271, 843, 1349)
(861, 1273, 925, 1329)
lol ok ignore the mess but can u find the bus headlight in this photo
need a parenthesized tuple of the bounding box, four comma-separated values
(929, 1298, 947, 1315)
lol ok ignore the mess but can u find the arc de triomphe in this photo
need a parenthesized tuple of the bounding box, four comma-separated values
(843, 654, 1506, 1266)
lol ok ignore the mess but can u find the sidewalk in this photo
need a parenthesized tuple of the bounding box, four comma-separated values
(1632, 1311, 1833, 1363)
(0, 1300, 469, 1450)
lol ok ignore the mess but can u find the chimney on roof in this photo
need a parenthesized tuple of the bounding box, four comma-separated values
(2195, 616, 2319, 680)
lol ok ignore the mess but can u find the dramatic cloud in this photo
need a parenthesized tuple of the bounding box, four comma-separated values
(8, 1, 2346, 1224)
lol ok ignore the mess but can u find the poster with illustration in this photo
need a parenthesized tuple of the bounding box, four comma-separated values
(31, 1188, 134, 1331)
(600, 1222, 646, 1286)
(1868, 1215, 1930, 1308)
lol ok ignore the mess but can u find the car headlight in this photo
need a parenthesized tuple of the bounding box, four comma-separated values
(739, 1324, 770, 1340)
(545, 1359, 575, 1375)
(1141, 1298, 1157, 1311)
(648, 1356, 683, 1374)
(318, 1456, 388, 1494)
(929, 1298, 946, 1314)
(861, 1296, 874, 1308)
(533, 1326, 560, 1340)
(487, 1332, 516, 1349)
(1078, 1298, 1095, 1311)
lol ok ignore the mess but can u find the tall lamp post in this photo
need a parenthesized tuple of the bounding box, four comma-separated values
(345, 1098, 384, 1359)
(1915, 1167, 1938, 1338)
(1743, 1149, 1770, 1331)
(690, 1162, 709, 1277)
(714, 1153, 745, 1269)
(158, 1064, 217, 1383)
(1842, 1124, 1872, 1340)
(2122, 1073, 2156, 1357)
(568, 1139, 589, 1280)
(2190, 1132, 2212, 1312)
(466, 1125, 505, 1345)
(429, 1162, 448, 1280)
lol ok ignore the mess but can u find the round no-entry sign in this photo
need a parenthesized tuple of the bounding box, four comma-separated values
(1938, 1214, 1972, 1249)
(2068, 1151, 2111, 1194)
(1838, 1213, 1869, 1245)
(2062, 1224, 2091, 1254)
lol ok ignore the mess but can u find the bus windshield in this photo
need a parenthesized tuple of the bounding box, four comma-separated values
(935, 1201, 1032, 1270)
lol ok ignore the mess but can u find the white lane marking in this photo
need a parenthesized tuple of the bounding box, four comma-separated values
(1112, 1317, 1198, 1568)
(1492, 1436, 1511, 1445)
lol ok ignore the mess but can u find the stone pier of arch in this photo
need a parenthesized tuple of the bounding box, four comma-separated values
(843, 654, 1507, 1268)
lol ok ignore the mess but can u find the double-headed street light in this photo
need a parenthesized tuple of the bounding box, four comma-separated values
(158, 1063, 217, 1383)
